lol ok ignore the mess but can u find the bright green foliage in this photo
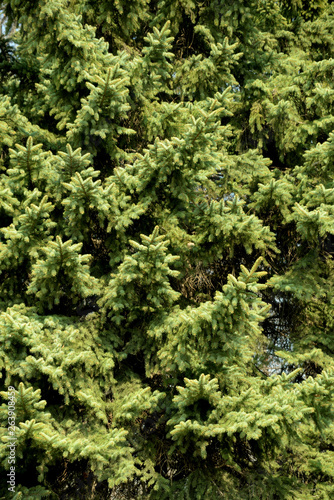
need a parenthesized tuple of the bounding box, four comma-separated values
(7, 137, 51, 194)
(0, 194, 56, 301)
(153, 257, 270, 375)
(0, 1, 334, 499)
(27, 236, 99, 311)
(61, 171, 112, 241)
(99, 227, 180, 323)
(66, 58, 134, 156)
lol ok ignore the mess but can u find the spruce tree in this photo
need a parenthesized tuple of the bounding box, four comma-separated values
(0, 1, 334, 498)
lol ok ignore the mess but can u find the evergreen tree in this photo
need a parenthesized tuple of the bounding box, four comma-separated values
(0, 1, 334, 498)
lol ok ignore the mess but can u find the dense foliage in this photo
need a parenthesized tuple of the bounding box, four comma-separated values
(0, 1, 334, 498)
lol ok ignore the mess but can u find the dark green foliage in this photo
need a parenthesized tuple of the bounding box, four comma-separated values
(0, 1, 334, 499)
